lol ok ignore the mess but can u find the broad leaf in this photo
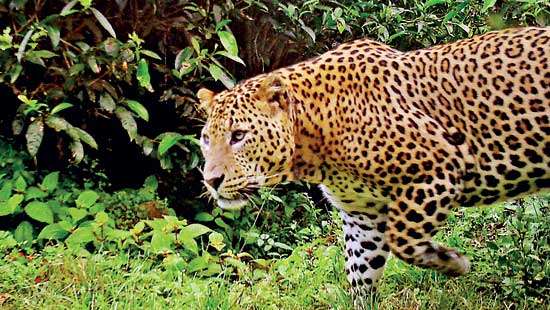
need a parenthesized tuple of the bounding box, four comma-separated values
(60, 0, 78, 16)
(126, 100, 149, 121)
(136, 59, 153, 92)
(188, 256, 208, 273)
(65, 226, 95, 247)
(115, 107, 138, 141)
(424, 0, 447, 9)
(194, 212, 214, 222)
(46, 25, 60, 48)
(51, 102, 73, 115)
(151, 231, 174, 254)
(217, 31, 238, 56)
(99, 93, 116, 112)
(26, 119, 44, 157)
(14, 221, 34, 245)
(158, 132, 185, 156)
(208, 232, 225, 251)
(181, 223, 211, 239)
(87, 56, 100, 73)
(70, 140, 84, 163)
(16, 29, 33, 63)
(38, 223, 69, 240)
(208, 63, 234, 89)
(25, 201, 54, 224)
(45, 115, 71, 132)
(76, 190, 99, 209)
(216, 51, 245, 65)
(68, 207, 88, 222)
(0, 194, 23, 216)
(73, 127, 98, 149)
(141, 49, 161, 60)
(482, 0, 497, 12)
(90, 7, 117, 38)
(25, 186, 48, 200)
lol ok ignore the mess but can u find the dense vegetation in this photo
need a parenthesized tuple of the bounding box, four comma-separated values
(0, 0, 549, 308)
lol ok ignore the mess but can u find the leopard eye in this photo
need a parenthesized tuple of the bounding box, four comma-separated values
(202, 134, 210, 146)
(230, 130, 247, 145)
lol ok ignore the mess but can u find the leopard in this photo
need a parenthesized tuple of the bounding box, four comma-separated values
(196, 27, 550, 301)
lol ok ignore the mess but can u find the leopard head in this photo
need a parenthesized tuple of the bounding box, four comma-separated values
(197, 73, 296, 210)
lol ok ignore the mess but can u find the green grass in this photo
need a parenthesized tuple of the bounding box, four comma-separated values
(1, 197, 548, 309)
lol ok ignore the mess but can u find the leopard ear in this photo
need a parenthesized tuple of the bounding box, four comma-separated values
(256, 73, 289, 112)
(197, 88, 215, 115)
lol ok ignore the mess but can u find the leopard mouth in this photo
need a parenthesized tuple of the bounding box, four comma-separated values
(216, 185, 259, 210)
(216, 197, 250, 210)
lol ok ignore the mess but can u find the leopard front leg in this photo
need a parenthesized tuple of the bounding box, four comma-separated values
(340, 209, 389, 302)
(385, 187, 470, 276)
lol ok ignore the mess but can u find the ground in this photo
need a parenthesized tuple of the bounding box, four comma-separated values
(1, 197, 548, 310)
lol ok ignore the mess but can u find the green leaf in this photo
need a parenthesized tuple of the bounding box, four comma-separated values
(424, 0, 447, 9)
(179, 235, 198, 255)
(60, 0, 78, 16)
(191, 36, 200, 54)
(126, 100, 149, 121)
(208, 63, 234, 89)
(87, 56, 100, 73)
(188, 256, 208, 273)
(14, 221, 34, 245)
(482, 0, 497, 12)
(216, 51, 245, 65)
(25, 201, 54, 224)
(73, 127, 98, 149)
(194, 212, 214, 222)
(45, 115, 71, 132)
(217, 31, 239, 56)
(76, 190, 99, 209)
(158, 132, 185, 156)
(46, 25, 60, 48)
(0, 182, 13, 201)
(143, 175, 158, 191)
(90, 7, 117, 38)
(136, 59, 153, 92)
(51, 102, 73, 115)
(25, 186, 48, 200)
(70, 140, 84, 163)
(174, 47, 193, 69)
(99, 93, 116, 112)
(65, 226, 95, 247)
(69, 63, 85, 76)
(68, 207, 88, 222)
(140, 49, 161, 60)
(15, 176, 27, 192)
(151, 231, 174, 254)
(181, 223, 211, 239)
(94, 211, 110, 225)
(208, 232, 225, 251)
(10, 64, 23, 83)
(16, 29, 34, 63)
(38, 223, 69, 240)
(26, 119, 44, 157)
(142, 138, 153, 156)
(115, 107, 138, 141)
(0, 194, 24, 216)
(26, 50, 58, 59)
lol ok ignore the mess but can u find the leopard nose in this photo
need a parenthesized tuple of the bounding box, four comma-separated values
(206, 174, 225, 191)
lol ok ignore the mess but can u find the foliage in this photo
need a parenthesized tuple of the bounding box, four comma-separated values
(0, 0, 239, 173)
(1, 198, 549, 309)
(450, 195, 550, 300)
(0, 139, 225, 275)
(195, 187, 332, 258)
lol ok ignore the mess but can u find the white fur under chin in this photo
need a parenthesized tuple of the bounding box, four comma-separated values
(217, 198, 249, 210)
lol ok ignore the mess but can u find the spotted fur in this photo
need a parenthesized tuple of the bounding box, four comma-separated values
(197, 27, 550, 299)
